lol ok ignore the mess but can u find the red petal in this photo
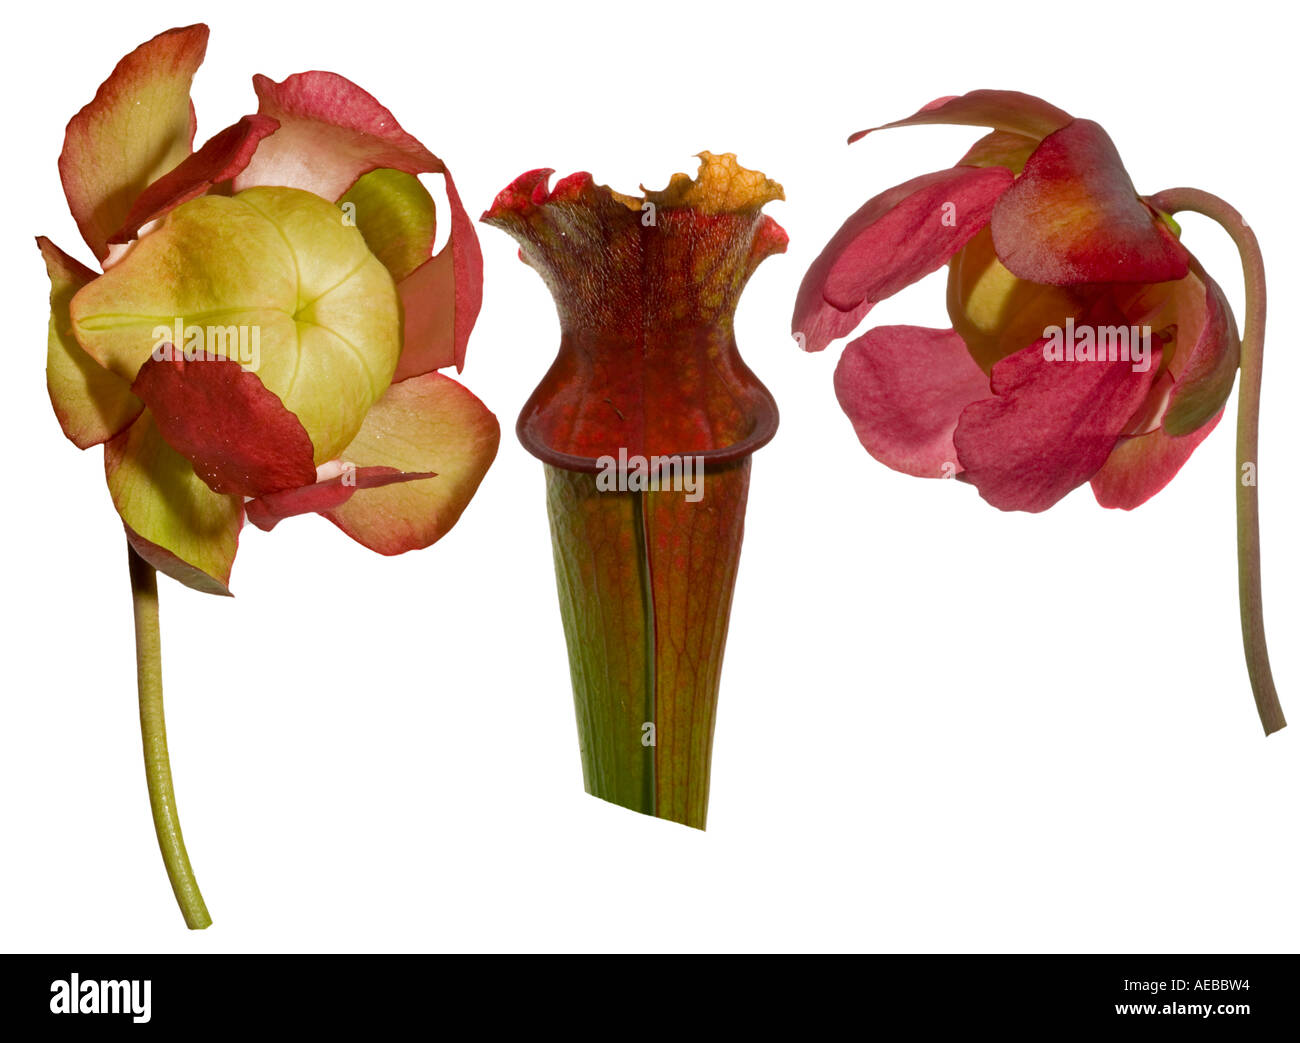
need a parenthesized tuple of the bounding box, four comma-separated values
(131, 354, 316, 498)
(108, 115, 280, 244)
(953, 334, 1161, 512)
(1092, 408, 1223, 510)
(439, 171, 484, 374)
(59, 24, 208, 262)
(849, 90, 1073, 144)
(244, 466, 435, 531)
(833, 326, 991, 478)
(990, 119, 1190, 286)
(792, 166, 1011, 352)
(393, 252, 457, 377)
(393, 171, 483, 377)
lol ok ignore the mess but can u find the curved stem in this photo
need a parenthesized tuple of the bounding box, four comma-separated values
(1149, 187, 1285, 735)
(128, 543, 212, 928)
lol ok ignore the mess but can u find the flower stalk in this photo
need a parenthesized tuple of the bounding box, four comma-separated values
(128, 542, 211, 929)
(1149, 188, 1285, 735)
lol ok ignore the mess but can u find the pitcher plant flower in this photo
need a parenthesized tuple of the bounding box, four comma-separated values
(40, 24, 500, 927)
(792, 90, 1283, 735)
(483, 154, 784, 827)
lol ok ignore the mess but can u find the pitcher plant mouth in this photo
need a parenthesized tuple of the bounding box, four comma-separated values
(484, 153, 786, 828)
(484, 153, 784, 474)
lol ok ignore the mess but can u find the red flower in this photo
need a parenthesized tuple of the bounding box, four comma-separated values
(794, 91, 1283, 734)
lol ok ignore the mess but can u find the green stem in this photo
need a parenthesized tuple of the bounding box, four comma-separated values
(128, 543, 212, 928)
(1149, 187, 1285, 736)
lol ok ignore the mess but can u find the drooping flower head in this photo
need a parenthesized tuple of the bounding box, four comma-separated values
(41, 24, 499, 595)
(794, 91, 1282, 734)
(793, 90, 1238, 511)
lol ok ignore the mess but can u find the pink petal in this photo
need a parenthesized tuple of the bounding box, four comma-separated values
(234, 71, 438, 200)
(1092, 408, 1224, 510)
(990, 119, 1190, 286)
(131, 354, 317, 498)
(792, 166, 1012, 352)
(235, 71, 483, 373)
(1109, 260, 1239, 436)
(849, 90, 1073, 144)
(1163, 268, 1240, 436)
(834, 326, 991, 477)
(245, 466, 435, 531)
(108, 115, 280, 244)
(953, 335, 1162, 512)
(59, 24, 208, 262)
(321, 372, 500, 555)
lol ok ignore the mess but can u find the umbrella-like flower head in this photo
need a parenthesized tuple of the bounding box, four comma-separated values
(41, 24, 499, 595)
(38, 23, 502, 930)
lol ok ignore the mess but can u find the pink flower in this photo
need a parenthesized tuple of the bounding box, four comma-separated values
(794, 91, 1283, 734)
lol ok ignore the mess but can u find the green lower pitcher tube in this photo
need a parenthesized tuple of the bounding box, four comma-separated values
(545, 459, 752, 828)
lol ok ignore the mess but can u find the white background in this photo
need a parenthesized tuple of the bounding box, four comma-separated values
(3, 0, 1296, 954)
